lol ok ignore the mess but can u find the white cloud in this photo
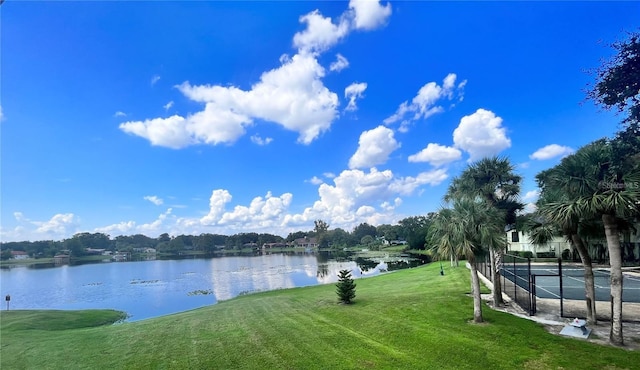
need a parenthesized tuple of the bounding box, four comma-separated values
(250, 134, 273, 146)
(293, 10, 350, 54)
(523, 202, 537, 214)
(284, 167, 445, 230)
(348, 0, 392, 30)
(94, 221, 136, 235)
(520, 190, 540, 216)
(308, 176, 324, 185)
(389, 169, 449, 194)
(349, 125, 400, 169)
(344, 82, 367, 111)
(201, 189, 233, 225)
(523, 190, 540, 202)
(120, 115, 197, 149)
(529, 144, 574, 160)
(114, 111, 127, 117)
(139, 208, 173, 235)
(196, 190, 294, 233)
(384, 73, 466, 127)
(330, 53, 349, 72)
(408, 143, 462, 167)
(0, 105, 4, 121)
(120, 2, 393, 149)
(163, 101, 174, 111)
(324, 172, 336, 179)
(35, 213, 79, 235)
(144, 195, 164, 206)
(218, 192, 293, 226)
(151, 75, 161, 86)
(452, 108, 511, 162)
(0, 213, 81, 241)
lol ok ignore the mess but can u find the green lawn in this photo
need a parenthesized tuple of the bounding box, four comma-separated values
(1, 264, 638, 369)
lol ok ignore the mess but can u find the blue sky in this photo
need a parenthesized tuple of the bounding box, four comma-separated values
(1, 1, 638, 242)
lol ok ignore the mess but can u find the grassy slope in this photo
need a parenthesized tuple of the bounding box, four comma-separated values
(1, 264, 638, 369)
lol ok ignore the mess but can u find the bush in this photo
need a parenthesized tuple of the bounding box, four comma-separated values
(536, 252, 556, 258)
(336, 269, 356, 304)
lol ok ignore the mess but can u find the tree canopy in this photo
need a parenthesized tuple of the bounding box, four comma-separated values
(588, 30, 640, 130)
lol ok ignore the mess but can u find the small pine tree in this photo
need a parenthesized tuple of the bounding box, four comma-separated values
(336, 269, 356, 304)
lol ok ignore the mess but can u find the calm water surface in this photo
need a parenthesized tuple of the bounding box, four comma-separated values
(1, 253, 416, 321)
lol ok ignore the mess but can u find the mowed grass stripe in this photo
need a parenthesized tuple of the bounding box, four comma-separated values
(2, 263, 640, 369)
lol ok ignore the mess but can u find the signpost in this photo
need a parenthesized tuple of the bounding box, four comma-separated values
(5, 294, 10, 311)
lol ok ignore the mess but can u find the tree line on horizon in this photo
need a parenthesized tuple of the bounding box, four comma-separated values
(0, 215, 434, 260)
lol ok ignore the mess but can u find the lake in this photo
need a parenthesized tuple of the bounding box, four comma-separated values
(0, 252, 421, 321)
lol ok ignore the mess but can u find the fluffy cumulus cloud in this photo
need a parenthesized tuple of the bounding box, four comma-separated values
(529, 144, 574, 160)
(330, 53, 349, 72)
(218, 192, 293, 226)
(348, 0, 392, 30)
(201, 189, 233, 225)
(283, 167, 446, 229)
(349, 125, 400, 169)
(195, 190, 294, 233)
(384, 73, 467, 132)
(0, 212, 81, 241)
(452, 108, 511, 162)
(144, 195, 164, 206)
(34, 213, 79, 235)
(122, 54, 336, 148)
(408, 143, 462, 167)
(293, 10, 350, 54)
(344, 82, 367, 111)
(120, 1, 393, 148)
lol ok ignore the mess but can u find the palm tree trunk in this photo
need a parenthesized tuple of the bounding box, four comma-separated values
(489, 248, 504, 306)
(602, 213, 624, 346)
(469, 260, 483, 323)
(571, 234, 597, 324)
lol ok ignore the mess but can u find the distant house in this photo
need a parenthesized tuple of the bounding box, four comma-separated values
(262, 242, 286, 249)
(243, 242, 259, 250)
(381, 238, 407, 246)
(10, 251, 29, 260)
(293, 237, 318, 248)
(133, 247, 156, 254)
(506, 229, 569, 257)
(53, 254, 70, 264)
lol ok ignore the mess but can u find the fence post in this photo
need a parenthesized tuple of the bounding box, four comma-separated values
(513, 256, 517, 299)
(531, 275, 537, 315)
(527, 256, 532, 315)
(558, 257, 563, 317)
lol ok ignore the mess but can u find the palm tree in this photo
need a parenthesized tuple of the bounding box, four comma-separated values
(445, 156, 523, 307)
(539, 139, 640, 345)
(534, 169, 599, 324)
(430, 198, 507, 323)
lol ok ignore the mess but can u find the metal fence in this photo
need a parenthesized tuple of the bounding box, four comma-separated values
(500, 254, 535, 315)
(475, 254, 535, 315)
(475, 255, 640, 322)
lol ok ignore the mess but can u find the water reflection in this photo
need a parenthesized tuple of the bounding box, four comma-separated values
(0, 252, 420, 321)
